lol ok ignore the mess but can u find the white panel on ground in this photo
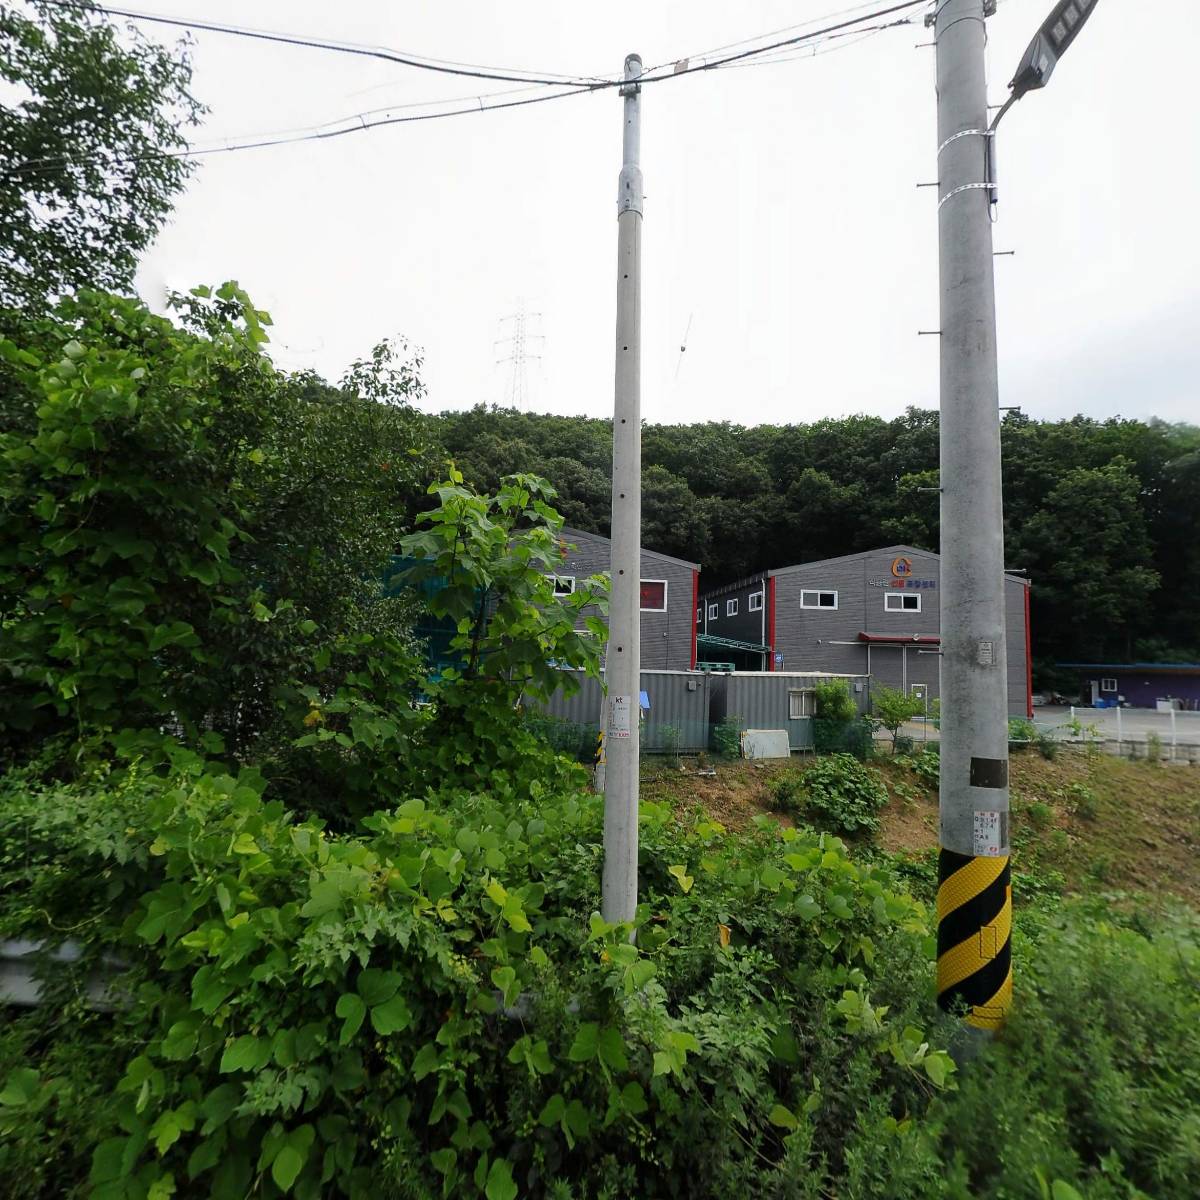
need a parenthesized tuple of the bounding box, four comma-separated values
(741, 730, 791, 760)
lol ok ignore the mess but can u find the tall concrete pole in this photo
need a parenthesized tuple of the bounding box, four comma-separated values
(933, 0, 1012, 1033)
(601, 54, 643, 925)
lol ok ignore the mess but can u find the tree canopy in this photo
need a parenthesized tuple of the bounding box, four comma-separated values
(431, 405, 1200, 682)
(0, 0, 202, 313)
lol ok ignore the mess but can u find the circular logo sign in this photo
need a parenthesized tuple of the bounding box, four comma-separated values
(891, 556, 914, 578)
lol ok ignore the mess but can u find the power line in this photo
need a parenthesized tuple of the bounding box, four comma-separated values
(6, 0, 932, 180)
(40, 0, 614, 89)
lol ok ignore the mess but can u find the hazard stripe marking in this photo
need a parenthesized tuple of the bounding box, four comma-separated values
(936, 848, 1013, 1025)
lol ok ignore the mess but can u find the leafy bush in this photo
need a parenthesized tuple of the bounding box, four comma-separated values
(711, 715, 743, 759)
(813, 679, 857, 723)
(813, 717, 875, 761)
(905, 745, 940, 787)
(1009, 717, 1037, 750)
(932, 903, 1200, 1199)
(0, 753, 952, 1200)
(871, 686, 925, 755)
(773, 754, 889, 836)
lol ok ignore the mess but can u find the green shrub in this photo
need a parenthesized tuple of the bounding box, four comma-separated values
(0, 753, 952, 1200)
(814, 679, 857, 723)
(1065, 782, 1098, 820)
(711, 715, 743, 759)
(1026, 801, 1053, 830)
(932, 904, 1200, 1199)
(906, 745, 940, 787)
(1008, 717, 1037, 750)
(814, 717, 875, 761)
(797, 753, 889, 835)
(1036, 732, 1059, 761)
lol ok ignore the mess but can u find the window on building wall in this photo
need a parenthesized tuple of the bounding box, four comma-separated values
(696, 607, 702, 624)
(549, 575, 575, 596)
(640, 580, 667, 611)
(885, 592, 921, 612)
(788, 689, 816, 719)
(1101, 677, 1118, 692)
(707, 602, 718, 620)
(800, 590, 838, 610)
(748, 591, 764, 612)
(727, 598, 738, 617)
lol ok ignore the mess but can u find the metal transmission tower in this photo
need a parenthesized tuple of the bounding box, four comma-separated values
(494, 305, 544, 409)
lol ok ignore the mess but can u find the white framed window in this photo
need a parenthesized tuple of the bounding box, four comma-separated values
(885, 592, 921, 613)
(748, 591, 764, 612)
(707, 602, 718, 621)
(1101, 677, 1118, 692)
(788, 689, 816, 719)
(549, 575, 575, 596)
(640, 580, 668, 612)
(800, 590, 838, 610)
(727, 598, 739, 617)
(696, 607, 702, 623)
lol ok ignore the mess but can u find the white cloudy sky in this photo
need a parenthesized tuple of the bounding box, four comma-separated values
(128, 0, 1199, 427)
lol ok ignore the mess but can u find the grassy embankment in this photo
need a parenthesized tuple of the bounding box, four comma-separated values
(642, 747, 1200, 907)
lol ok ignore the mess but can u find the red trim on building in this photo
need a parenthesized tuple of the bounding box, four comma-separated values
(1024, 584, 1034, 718)
(767, 576, 777, 671)
(690, 569, 699, 671)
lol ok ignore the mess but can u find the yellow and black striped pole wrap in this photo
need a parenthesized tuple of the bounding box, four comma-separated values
(936, 848, 1012, 1031)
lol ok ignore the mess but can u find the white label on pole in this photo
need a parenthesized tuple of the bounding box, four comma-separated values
(973, 810, 1004, 857)
(977, 640, 995, 666)
(609, 694, 632, 738)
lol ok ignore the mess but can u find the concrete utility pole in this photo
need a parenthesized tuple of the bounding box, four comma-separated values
(601, 54, 643, 926)
(932, 0, 1012, 1034)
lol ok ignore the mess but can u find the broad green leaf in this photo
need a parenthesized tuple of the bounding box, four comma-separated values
(538, 1093, 566, 1126)
(356, 968, 401, 1007)
(567, 1022, 599, 1062)
(370, 994, 412, 1036)
(0, 1067, 40, 1107)
(271, 1145, 304, 1192)
(219, 1035, 267, 1074)
(230, 833, 259, 856)
(299, 880, 342, 918)
(597, 1026, 628, 1071)
(1051, 1184, 1085, 1200)
(485, 1157, 517, 1200)
(335, 993, 366, 1045)
(667, 864, 694, 893)
(768, 1104, 798, 1131)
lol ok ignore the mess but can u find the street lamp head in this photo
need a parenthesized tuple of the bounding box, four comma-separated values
(1009, 0, 1101, 99)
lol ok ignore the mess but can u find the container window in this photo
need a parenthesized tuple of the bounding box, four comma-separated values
(1101, 677, 1117, 692)
(707, 602, 718, 620)
(727, 598, 738, 617)
(788, 689, 816, 719)
(885, 593, 921, 612)
(550, 575, 575, 595)
(748, 591, 764, 612)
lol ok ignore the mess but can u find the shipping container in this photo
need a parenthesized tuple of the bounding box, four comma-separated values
(709, 671, 869, 751)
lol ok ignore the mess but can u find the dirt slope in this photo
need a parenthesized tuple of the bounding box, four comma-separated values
(642, 748, 1200, 907)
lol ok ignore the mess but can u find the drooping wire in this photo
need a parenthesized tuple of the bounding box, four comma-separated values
(4, 0, 934, 181)
(38, 0, 615, 89)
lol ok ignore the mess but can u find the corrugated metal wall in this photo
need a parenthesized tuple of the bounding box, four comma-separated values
(710, 672, 869, 750)
(533, 670, 716, 753)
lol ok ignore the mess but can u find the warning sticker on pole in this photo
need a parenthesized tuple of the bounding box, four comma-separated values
(973, 810, 1006, 857)
(609, 694, 632, 738)
(977, 640, 995, 666)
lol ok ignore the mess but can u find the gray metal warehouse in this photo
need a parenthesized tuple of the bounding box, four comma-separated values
(699, 545, 1032, 716)
(555, 527, 699, 672)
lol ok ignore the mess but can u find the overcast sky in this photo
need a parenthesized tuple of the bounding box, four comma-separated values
(130, 0, 1199, 429)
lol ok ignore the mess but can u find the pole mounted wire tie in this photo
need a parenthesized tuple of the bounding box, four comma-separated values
(937, 181, 993, 211)
(937, 127, 992, 157)
(918, 330, 942, 336)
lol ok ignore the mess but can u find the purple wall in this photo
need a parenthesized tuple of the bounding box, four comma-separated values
(1077, 671, 1200, 710)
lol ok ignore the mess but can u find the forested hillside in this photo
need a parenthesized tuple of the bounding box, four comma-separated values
(432, 405, 1200, 682)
